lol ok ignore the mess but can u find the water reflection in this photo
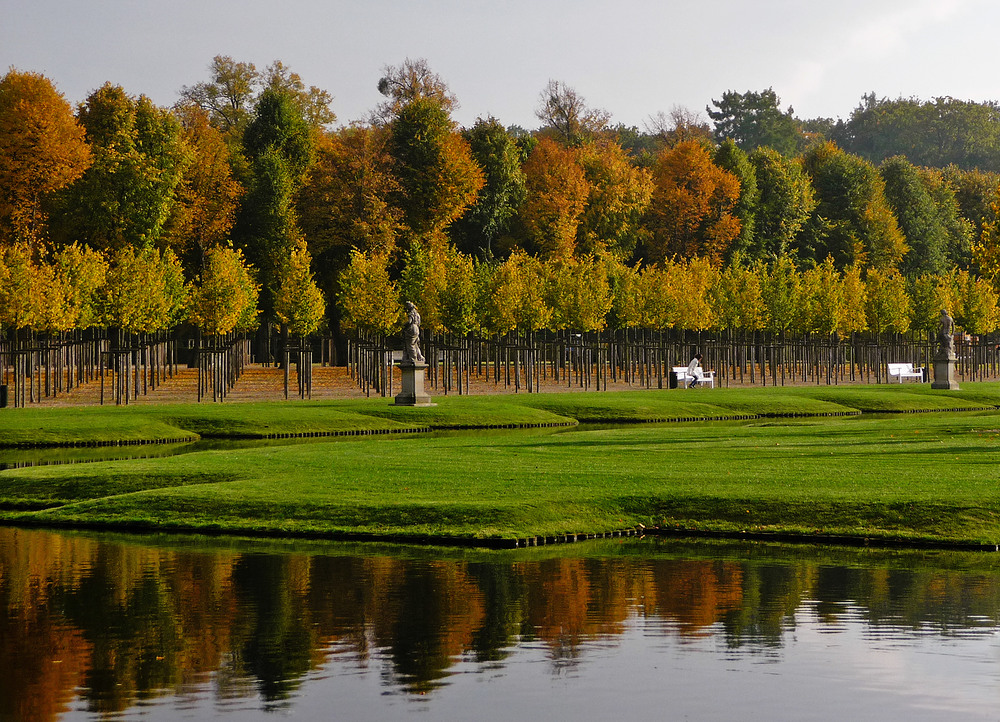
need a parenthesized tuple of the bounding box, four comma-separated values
(2, 528, 1000, 720)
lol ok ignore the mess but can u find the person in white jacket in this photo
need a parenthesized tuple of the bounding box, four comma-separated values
(686, 353, 704, 388)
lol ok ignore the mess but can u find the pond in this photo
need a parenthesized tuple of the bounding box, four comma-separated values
(3, 526, 1000, 721)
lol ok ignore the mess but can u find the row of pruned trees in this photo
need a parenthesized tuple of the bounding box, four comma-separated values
(0, 241, 330, 341)
(339, 248, 1000, 339)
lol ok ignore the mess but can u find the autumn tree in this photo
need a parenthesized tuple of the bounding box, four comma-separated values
(798, 257, 844, 335)
(53, 243, 108, 331)
(99, 246, 187, 333)
(910, 273, 953, 332)
(336, 249, 400, 336)
(50, 84, 189, 253)
(297, 124, 403, 334)
(274, 239, 325, 337)
(187, 245, 259, 336)
(666, 257, 718, 330)
(800, 142, 906, 269)
(450, 117, 527, 258)
(760, 255, 801, 333)
(480, 249, 551, 335)
(0, 69, 91, 250)
(576, 140, 654, 260)
(864, 267, 910, 334)
(951, 269, 999, 334)
(178, 55, 260, 137)
(388, 98, 484, 247)
(709, 261, 764, 331)
(879, 156, 951, 275)
(713, 139, 758, 262)
(535, 80, 610, 145)
(546, 255, 614, 332)
(643, 140, 741, 265)
(748, 147, 815, 259)
(518, 138, 589, 260)
(0, 244, 40, 332)
(162, 104, 244, 275)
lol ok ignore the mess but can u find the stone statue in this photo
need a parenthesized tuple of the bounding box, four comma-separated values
(402, 301, 425, 364)
(938, 308, 955, 358)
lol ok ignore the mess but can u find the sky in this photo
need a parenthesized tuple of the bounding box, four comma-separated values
(3, 0, 999, 131)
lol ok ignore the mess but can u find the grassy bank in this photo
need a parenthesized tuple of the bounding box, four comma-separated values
(3, 382, 1000, 447)
(0, 384, 1000, 544)
(2, 384, 1000, 547)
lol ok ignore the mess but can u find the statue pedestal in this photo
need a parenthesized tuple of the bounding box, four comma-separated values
(394, 362, 435, 406)
(931, 352, 960, 390)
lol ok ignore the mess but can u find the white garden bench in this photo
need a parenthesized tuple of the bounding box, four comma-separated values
(672, 366, 715, 389)
(887, 362, 924, 383)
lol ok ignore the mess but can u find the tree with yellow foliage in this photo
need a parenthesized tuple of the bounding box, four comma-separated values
(337, 250, 400, 336)
(864, 267, 910, 334)
(187, 245, 260, 336)
(274, 240, 325, 337)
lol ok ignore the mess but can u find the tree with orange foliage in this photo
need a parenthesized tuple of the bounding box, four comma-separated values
(519, 137, 590, 260)
(163, 105, 243, 275)
(644, 140, 741, 265)
(0, 69, 91, 249)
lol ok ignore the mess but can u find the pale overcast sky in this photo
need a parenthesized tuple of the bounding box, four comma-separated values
(2, 0, 997, 130)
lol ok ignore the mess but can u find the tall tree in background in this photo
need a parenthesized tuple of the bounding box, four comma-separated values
(178, 55, 260, 137)
(800, 142, 905, 269)
(0, 69, 91, 250)
(535, 80, 610, 146)
(163, 105, 244, 275)
(833, 94, 1000, 171)
(50, 83, 189, 253)
(519, 137, 589, 260)
(233, 88, 313, 317)
(451, 117, 527, 258)
(644, 140, 741, 265)
(297, 124, 402, 330)
(941, 164, 998, 267)
(748, 146, 815, 259)
(575, 139, 654, 260)
(387, 97, 483, 248)
(879, 156, 950, 276)
(714, 139, 758, 262)
(374, 58, 457, 124)
(262, 61, 336, 130)
(645, 106, 713, 149)
(707, 88, 805, 157)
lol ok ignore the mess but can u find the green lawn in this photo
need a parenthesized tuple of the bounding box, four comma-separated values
(4, 382, 999, 448)
(3, 385, 1000, 546)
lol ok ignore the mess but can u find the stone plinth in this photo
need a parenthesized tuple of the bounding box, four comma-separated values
(394, 362, 435, 406)
(931, 352, 960, 390)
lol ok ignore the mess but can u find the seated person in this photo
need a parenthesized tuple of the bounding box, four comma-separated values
(686, 353, 704, 388)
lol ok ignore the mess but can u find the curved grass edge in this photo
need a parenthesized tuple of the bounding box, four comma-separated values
(5, 382, 1000, 449)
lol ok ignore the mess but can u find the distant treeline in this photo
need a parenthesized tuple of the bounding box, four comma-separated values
(4, 58, 1000, 347)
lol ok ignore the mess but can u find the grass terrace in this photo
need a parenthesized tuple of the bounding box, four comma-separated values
(2, 383, 1000, 548)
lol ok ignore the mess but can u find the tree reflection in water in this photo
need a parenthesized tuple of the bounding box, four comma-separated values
(3, 528, 1000, 719)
